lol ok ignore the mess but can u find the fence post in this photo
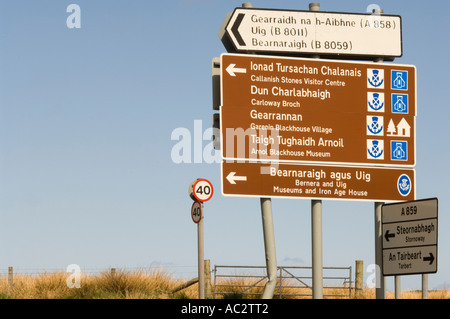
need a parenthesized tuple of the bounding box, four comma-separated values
(279, 267, 282, 299)
(204, 259, 212, 299)
(355, 260, 363, 298)
(8, 266, 13, 288)
(213, 265, 217, 299)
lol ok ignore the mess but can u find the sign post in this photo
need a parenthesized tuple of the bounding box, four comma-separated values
(215, 2, 415, 300)
(260, 197, 278, 299)
(381, 198, 438, 277)
(188, 179, 214, 299)
(309, 3, 323, 300)
(381, 198, 438, 299)
(373, 33, 387, 299)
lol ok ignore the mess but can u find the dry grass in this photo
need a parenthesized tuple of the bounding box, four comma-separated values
(0, 269, 448, 299)
(0, 268, 194, 299)
(386, 289, 450, 299)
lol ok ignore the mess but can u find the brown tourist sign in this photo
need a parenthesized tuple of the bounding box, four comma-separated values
(220, 53, 416, 167)
(221, 161, 415, 202)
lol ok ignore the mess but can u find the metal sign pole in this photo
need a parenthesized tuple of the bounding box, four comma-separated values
(311, 199, 323, 299)
(260, 197, 277, 299)
(375, 201, 386, 299)
(198, 205, 205, 299)
(422, 274, 428, 299)
(373, 8, 387, 299)
(309, 2, 324, 300)
(395, 276, 401, 299)
(242, 1, 278, 300)
(189, 180, 212, 300)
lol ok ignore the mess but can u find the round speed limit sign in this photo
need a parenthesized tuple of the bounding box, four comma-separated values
(191, 201, 203, 224)
(192, 179, 214, 202)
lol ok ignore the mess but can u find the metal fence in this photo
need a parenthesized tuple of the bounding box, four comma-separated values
(213, 265, 352, 299)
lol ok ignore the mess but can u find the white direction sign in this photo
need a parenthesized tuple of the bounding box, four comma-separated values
(224, 8, 402, 58)
(382, 198, 438, 276)
(383, 246, 437, 276)
(383, 219, 436, 249)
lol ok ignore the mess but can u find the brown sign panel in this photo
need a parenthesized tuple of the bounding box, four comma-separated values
(221, 53, 416, 115)
(222, 161, 415, 202)
(220, 54, 416, 167)
(221, 105, 415, 167)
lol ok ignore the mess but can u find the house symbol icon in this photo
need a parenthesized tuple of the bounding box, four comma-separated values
(387, 118, 411, 137)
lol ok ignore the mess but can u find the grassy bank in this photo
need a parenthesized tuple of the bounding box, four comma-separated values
(0, 269, 448, 299)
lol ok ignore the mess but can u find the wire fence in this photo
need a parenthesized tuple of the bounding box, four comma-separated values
(1, 264, 354, 299)
(0, 265, 198, 279)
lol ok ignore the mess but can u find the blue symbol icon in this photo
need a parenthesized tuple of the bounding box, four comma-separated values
(367, 116, 383, 135)
(392, 94, 409, 114)
(397, 174, 412, 196)
(391, 141, 408, 161)
(391, 70, 408, 90)
(367, 140, 384, 159)
(368, 92, 384, 111)
(368, 69, 384, 88)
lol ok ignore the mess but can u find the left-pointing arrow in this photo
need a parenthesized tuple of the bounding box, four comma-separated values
(226, 172, 247, 184)
(226, 64, 247, 77)
(231, 13, 246, 46)
(384, 230, 395, 242)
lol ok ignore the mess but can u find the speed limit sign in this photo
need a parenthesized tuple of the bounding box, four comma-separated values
(191, 201, 203, 224)
(192, 179, 214, 202)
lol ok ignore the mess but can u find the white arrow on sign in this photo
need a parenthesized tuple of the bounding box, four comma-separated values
(226, 64, 247, 77)
(226, 172, 247, 184)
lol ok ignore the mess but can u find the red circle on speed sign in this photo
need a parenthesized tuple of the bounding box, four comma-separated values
(191, 201, 203, 224)
(192, 179, 214, 202)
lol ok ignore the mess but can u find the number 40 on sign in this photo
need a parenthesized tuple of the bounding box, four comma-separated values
(192, 179, 214, 203)
(191, 201, 203, 224)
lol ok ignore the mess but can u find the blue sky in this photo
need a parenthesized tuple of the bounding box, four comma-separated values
(0, 0, 449, 294)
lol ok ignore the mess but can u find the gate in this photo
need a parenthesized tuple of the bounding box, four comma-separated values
(213, 265, 352, 299)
